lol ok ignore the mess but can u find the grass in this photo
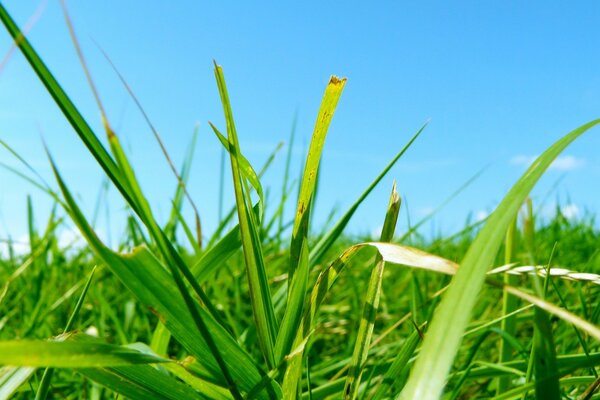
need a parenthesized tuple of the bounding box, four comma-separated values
(1, 4, 600, 399)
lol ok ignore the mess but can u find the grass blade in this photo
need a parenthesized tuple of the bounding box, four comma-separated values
(0, 338, 167, 367)
(344, 183, 401, 399)
(399, 119, 600, 400)
(275, 76, 346, 374)
(212, 62, 278, 369)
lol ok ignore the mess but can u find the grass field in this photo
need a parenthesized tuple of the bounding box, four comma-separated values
(2, 4, 600, 399)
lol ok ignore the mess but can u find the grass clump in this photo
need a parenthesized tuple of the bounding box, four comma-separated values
(2, 4, 600, 399)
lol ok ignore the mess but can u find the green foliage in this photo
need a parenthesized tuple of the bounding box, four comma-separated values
(1, 4, 600, 399)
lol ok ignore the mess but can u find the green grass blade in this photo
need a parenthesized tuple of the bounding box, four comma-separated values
(399, 119, 600, 400)
(371, 327, 422, 400)
(498, 219, 519, 394)
(533, 307, 560, 400)
(275, 76, 346, 371)
(78, 364, 202, 400)
(309, 122, 425, 266)
(0, 338, 167, 367)
(288, 75, 346, 281)
(344, 183, 401, 399)
(213, 62, 277, 369)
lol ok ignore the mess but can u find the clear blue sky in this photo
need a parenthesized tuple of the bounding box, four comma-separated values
(1, 1, 599, 249)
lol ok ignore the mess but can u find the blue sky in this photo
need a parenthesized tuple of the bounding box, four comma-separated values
(1, 1, 599, 249)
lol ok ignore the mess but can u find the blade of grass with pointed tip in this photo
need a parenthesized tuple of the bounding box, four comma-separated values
(213, 63, 277, 369)
(399, 118, 600, 400)
(344, 183, 401, 399)
(275, 76, 346, 372)
(310, 122, 424, 266)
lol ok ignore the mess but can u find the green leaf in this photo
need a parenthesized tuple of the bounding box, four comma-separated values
(0, 339, 167, 367)
(275, 76, 347, 373)
(533, 307, 560, 400)
(213, 62, 278, 369)
(399, 118, 600, 400)
(78, 365, 202, 400)
(371, 327, 422, 400)
(344, 183, 401, 399)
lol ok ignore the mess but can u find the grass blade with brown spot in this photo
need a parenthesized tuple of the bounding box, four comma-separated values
(275, 76, 346, 375)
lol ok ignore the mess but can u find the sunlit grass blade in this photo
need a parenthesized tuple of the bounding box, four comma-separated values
(0, 338, 167, 367)
(275, 76, 346, 374)
(399, 118, 600, 400)
(213, 62, 277, 369)
(309, 122, 425, 266)
(344, 182, 401, 399)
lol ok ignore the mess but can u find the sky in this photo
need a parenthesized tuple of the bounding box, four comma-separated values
(1, 1, 599, 251)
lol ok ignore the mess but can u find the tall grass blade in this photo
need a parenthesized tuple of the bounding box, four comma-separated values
(275, 76, 346, 372)
(399, 118, 600, 400)
(213, 62, 278, 369)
